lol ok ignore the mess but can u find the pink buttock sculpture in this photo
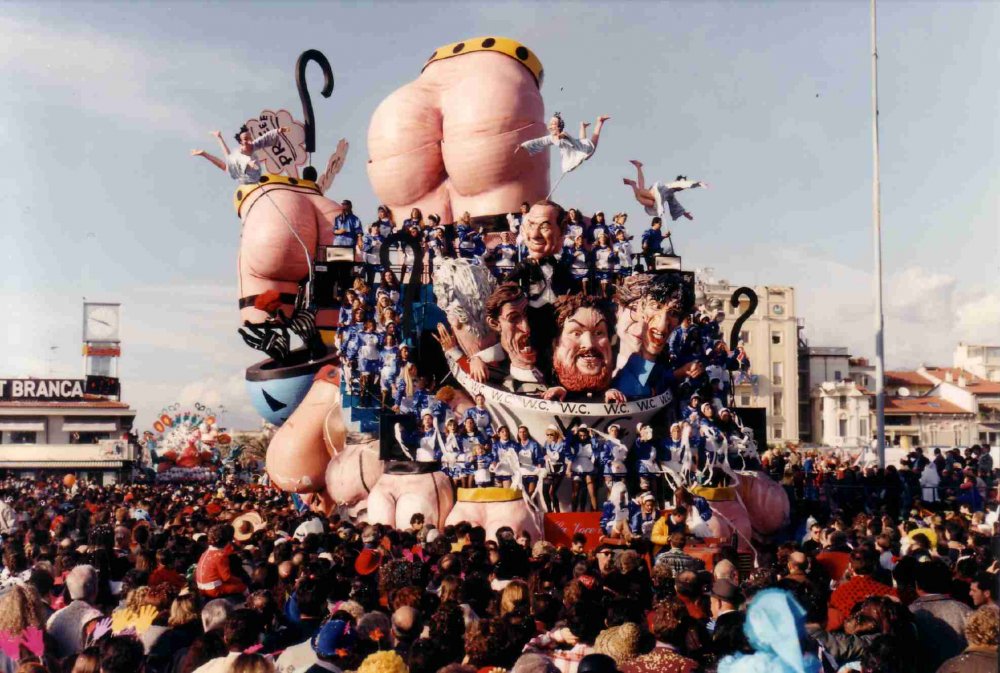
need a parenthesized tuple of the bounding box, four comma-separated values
(735, 470, 790, 538)
(366, 469, 455, 530)
(237, 181, 341, 325)
(686, 486, 754, 554)
(367, 37, 550, 224)
(445, 488, 544, 542)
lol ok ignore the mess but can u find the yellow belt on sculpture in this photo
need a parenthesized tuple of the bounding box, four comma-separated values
(690, 484, 738, 502)
(233, 174, 320, 217)
(457, 487, 523, 503)
(423, 37, 543, 88)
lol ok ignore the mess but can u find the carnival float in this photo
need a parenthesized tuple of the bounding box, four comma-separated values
(141, 403, 231, 482)
(190, 37, 790, 561)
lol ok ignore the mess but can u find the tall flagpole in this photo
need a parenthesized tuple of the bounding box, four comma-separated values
(871, 0, 887, 467)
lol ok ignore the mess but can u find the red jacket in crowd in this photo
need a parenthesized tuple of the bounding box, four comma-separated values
(195, 544, 246, 597)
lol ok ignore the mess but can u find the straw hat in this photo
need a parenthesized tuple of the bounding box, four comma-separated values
(233, 511, 265, 542)
(594, 622, 641, 666)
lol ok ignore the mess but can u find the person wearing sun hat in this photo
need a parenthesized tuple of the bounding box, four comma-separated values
(354, 548, 384, 577)
(594, 622, 641, 668)
(233, 511, 266, 543)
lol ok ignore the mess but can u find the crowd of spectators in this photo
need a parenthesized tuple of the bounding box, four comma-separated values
(0, 461, 994, 673)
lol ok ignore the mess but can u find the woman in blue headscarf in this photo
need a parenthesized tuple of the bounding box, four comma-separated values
(718, 589, 822, 673)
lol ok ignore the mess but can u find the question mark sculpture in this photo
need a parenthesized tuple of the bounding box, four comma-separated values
(295, 49, 334, 182)
(728, 287, 758, 352)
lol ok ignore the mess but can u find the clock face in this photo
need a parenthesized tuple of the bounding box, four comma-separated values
(772, 305, 784, 315)
(85, 305, 120, 342)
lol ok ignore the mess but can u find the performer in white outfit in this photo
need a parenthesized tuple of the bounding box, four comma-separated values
(516, 112, 611, 175)
(623, 160, 707, 221)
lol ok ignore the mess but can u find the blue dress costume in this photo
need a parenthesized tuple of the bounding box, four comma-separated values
(563, 247, 591, 282)
(473, 450, 495, 486)
(614, 240, 634, 276)
(516, 438, 545, 484)
(356, 330, 383, 374)
(630, 509, 659, 537)
(417, 428, 439, 462)
(600, 491, 639, 535)
(600, 438, 629, 482)
(340, 324, 363, 364)
(488, 243, 519, 279)
(463, 407, 495, 439)
(641, 227, 663, 254)
(456, 226, 486, 260)
(589, 223, 609, 245)
(491, 438, 519, 482)
(592, 244, 618, 281)
(544, 440, 569, 475)
(562, 222, 586, 251)
(379, 345, 401, 391)
(634, 436, 661, 476)
(459, 432, 486, 476)
(440, 433, 464, 479)
(362, 233, 384, 272)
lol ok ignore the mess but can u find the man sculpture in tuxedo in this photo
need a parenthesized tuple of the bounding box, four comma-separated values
(506, 200, 575, 373)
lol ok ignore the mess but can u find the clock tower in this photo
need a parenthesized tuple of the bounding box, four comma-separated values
(82, 302, 122, 398)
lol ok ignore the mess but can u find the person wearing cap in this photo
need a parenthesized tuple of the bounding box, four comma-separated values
(333, 200, 362, 247)
(542, 426, 569, 513)
(599, 425, 629, 493)
(630, 492, 659, 539)
(570, 426, 601, 512)
(709, 579, 744, 637)
(516, 425, 546, 497)
(463, 393, 496, 438)
(492, 425, 520, 489)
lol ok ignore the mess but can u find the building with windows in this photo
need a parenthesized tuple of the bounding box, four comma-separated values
(954, 343, 1000, 382)
(0, 378, 137, 483)
(0, 302, 139, 483)
(882, 396, 976, 449)
(811, 380, 872, 448)
(696, 273, 799, 444)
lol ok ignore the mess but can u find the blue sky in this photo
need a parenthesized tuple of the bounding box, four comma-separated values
(2, 1, 997, 430)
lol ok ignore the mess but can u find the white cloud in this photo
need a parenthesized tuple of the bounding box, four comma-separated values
(754, 249, 996, 370)
(0, 15, 285, 136)
(956, 293, 1000, 344)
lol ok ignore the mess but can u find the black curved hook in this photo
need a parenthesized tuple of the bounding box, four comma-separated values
(728, 286, 758, 351)
(380, 233, 424, 336)
(295, 49, 334, 155)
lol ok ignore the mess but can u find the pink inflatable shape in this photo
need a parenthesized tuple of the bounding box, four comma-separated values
(238, 183, 341, 324)
(366, 470, 455, 530)
(687, 499, 754, 554)
(736, 470, 790, 537)
(266, 365, 347, 493)
(325, 436, 384, 509)
(445, 489, 544, 542)
(367, 37, 549, 223)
